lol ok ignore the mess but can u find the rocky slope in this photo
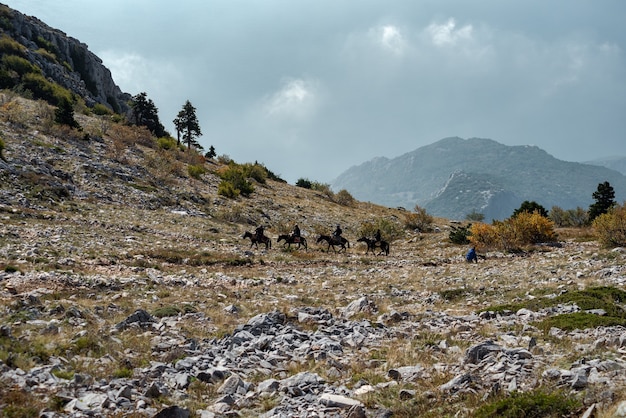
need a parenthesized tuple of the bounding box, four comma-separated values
(2, 97, 626, 417)
(0, 3, 130, 113)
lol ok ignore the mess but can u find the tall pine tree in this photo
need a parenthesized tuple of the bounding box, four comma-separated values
(174, 100, 202, 151)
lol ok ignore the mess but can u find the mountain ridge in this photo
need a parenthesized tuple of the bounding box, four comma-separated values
(332, 137, 626, 219)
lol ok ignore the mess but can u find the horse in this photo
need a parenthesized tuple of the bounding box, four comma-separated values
(277, 234, 308, 251)
(242, 231, 271, 250)
(357, 236, 390, 256)
(316, 235, 350, 253)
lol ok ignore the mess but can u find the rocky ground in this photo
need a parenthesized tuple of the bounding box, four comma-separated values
(2, 95, 626, 417)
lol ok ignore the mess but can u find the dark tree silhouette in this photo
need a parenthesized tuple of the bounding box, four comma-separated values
(54, 97, 80, 129)
(588, 181, 616, 222)
(174, 100, 202, 151)
(205, 145, 216, 159)
(512, 200, 548, 218)
(129, 92, 166, 137)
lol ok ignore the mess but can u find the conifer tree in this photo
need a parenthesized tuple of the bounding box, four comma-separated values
(588, 181, 616, 222)
(129, 92, 166, 137)
(174, 100, 203, 151)
(54, 97, 80, 129)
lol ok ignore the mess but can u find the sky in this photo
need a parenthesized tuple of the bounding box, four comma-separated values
(4, 0, 626, 184)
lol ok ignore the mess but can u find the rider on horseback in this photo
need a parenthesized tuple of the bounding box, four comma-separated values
(255, 225, 265, 240)
(374, 229, 381, 244)
(332, 225, 343, 243)
(291, 224, 301, 242)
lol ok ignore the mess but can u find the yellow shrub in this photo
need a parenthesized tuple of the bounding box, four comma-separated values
(468, 222, 499, 250)
(593, 203, 626, 248)
(469, 212, 556, 251)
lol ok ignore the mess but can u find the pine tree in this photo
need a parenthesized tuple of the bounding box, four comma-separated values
(130, 92, 166, 137)
(588, 181, 616, 222)
(54, 97, 80, 129)
(174, 100, 203, 151)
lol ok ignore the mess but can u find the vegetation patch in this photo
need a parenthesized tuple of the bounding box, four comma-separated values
(480, 286, 626, 331)
(472, 388, 581, 418)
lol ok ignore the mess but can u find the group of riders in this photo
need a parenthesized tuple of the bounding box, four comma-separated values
(254, 224, 383, 245)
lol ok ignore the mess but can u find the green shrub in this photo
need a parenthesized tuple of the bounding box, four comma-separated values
(4, 265, 20, 273)
(242, 162, 267, 184)
(2, 54, 40, 76)
(188, 164, 207, 179)
(449, 223, 472, 245)
(473, 388, 580, 418)
(593, 203, 626, 248)
(217, 164, 254, 197)
(0, 34, 24, 55)
(156, 136, 177, 150)
(153, 306, 181, 318)
(92, 103, 112, 116)
(22, 72, 72, 105)
(218, 180, 240, 198)
(296, 178, 312, 189)
(358, 218, 403, 241)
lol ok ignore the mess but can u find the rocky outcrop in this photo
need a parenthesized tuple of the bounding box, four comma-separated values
(0, 3, 130, 113)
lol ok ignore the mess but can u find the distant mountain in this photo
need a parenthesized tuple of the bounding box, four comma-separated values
(584, 157, 626, 176)
(0, 3, 130, 113)
(332, 137, 626, 220)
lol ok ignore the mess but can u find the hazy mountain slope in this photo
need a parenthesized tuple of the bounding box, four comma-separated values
(332, 137, 626, 219)
(585, 156, 626, 176)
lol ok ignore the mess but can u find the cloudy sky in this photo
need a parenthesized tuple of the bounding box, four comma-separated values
(5, 1, 626, 184)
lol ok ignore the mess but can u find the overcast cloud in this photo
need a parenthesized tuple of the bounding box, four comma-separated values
(5, 0, 626, 183)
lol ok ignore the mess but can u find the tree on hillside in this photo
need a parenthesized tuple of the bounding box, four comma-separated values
(589, 181, 616, 222)
(54, 97, 80, 129)
(205, 145, 216, 159)
(512, 200, 548, 218)
(129, 92, 166, 137)
(174, 100, 202, 151)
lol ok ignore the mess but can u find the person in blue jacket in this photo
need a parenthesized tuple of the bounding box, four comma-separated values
(466, 246, 478, 263)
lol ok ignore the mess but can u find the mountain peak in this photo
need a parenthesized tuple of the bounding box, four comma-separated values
(333, 137, 626, 219)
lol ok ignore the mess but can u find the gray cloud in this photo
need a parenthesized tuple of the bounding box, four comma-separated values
(6, 0, 626, 183)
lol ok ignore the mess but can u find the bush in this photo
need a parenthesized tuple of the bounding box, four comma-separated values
(296, 178, 312, 189)
(593, 203, 626, 248)
(358, 218, 403, 241)
(469, 212, 556, 251)
(473, 388, 580, 418)
(188, 164, 207, 180)
(217, 164, 254, 197)
(549, 206, 588, 228)
(334, 189, 355, 206)
(0, 34, 25, 56)
(512, 200, 548, 218)
(21, 72, 72, 106)
(92, 103, 112, 116)
(156, 136, 177, 150)
(217, 180, 240, 198)
(404, 205, 434, 232)
(449, 223, 472, 245)
(242, 163, 267, 184)
(2, 54, 40, 76)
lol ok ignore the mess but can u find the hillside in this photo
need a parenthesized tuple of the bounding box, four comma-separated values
(2, 5, 626, 417)
(0, 3, 129, 113)
(332, 137, 626, 220)
(2, 96, 626, 417)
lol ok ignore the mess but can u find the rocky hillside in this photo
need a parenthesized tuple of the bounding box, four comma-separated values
(2, 95, 626, 417)
(332, 137, 626, 220)
(0, 3, 130, 113)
